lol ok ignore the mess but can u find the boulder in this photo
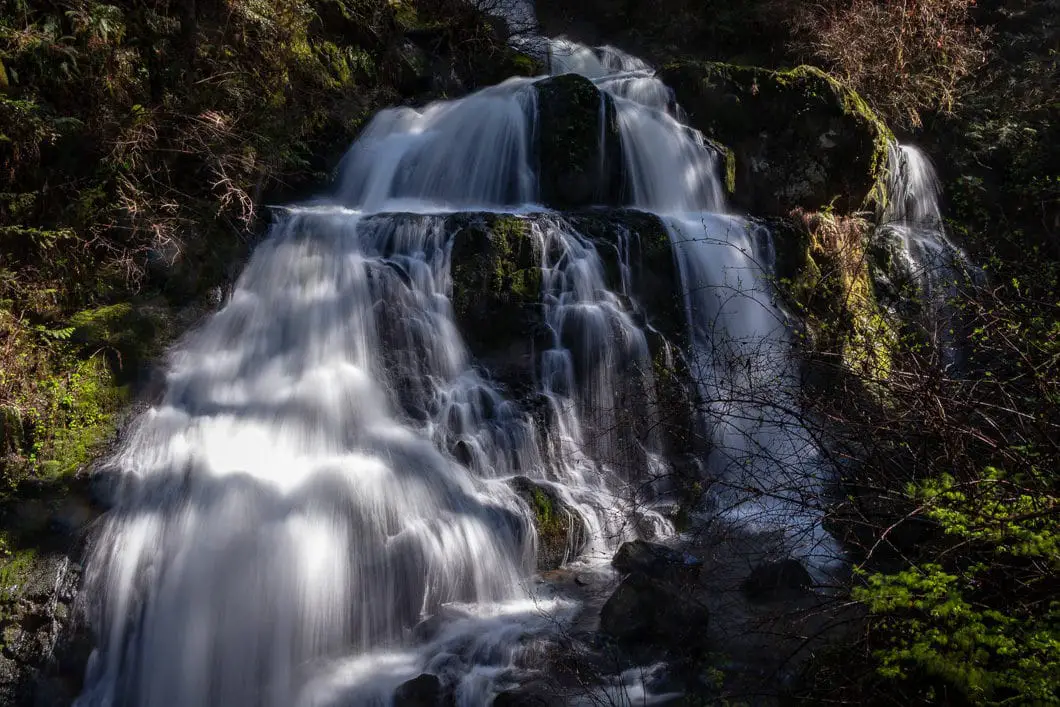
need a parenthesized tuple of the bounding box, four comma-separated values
(492, 680, 554, 706)
(612, 539, 703, 585)
(394, 673, 449, 707)
(508, 477, 588, 571)
(741, 559, 814, 602)
(599, 573, 709, 645)
(660, 62, 893, 216)
(535, 74, 624, 209)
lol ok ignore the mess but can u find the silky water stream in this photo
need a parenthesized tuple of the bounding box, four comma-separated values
(73, 37, 906, 707)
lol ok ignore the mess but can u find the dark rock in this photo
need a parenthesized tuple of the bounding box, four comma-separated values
(612, 539, 703, 584)
(508, 477, 588, 571)
(0, 554, 87, 706)
(599, 573, 709, 646)
(660, 62, 893, 216)
(448, 213, 547, 394)
(394, 673, 446, 707)
(492, 680, 553, 706)
(48, 497, 99, 537)
(741, 559, 814, 602)
(535, 74, 624, 209)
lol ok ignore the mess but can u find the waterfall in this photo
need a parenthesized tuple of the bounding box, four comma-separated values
(553, 41, 839, 566)
(879, 144, 983, 365)
(76, 35, 838, 707)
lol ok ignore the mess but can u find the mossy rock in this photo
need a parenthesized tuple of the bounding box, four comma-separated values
(448, 213, 547, 393)
(478, 49, 544, 86)
(660, 62, 894, 216)
(535, 74, 624, 209)
(508, 476, 587, 571)
(760, 213, 897, 386)
(35, 356, 129, 482)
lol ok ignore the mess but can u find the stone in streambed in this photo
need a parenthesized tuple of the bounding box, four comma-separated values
(394, 673, 452, 707)
(741, 558, 814, 602)
(599, 573, 709, 645)
(612, 539, 703, 584)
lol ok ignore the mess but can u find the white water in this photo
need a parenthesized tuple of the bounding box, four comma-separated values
(880, 144, 982, 365)
(77, 36, 838, 707)
(554, 41, 839, 567)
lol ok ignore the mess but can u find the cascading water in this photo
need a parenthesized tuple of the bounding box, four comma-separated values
(879, 144, 982, 366)
(76, 31, 841, 707)
(550, 39, 840, 566)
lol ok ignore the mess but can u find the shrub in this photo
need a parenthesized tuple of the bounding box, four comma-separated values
(786, 0, 988, 128)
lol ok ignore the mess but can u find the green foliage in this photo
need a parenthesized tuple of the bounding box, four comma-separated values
(38, 356, 126, 479)
(855, 467, 1059, 704)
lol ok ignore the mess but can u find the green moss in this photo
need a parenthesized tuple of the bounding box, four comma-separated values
(770, 213, 896, 382)
(722, 144, 737, 194)
(484, 214, 540, 301)
(529, 486, 563, 538)
(508, 53, 542, 77)
(37, 356, 127, 480)
(448, 213, 543, 357)
(660, 61, 895, 214)
(0, 535, 37, 624)
(392, 1, 427, 30)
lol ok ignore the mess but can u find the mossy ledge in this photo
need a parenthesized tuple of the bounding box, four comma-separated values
(660, 61, 895, 216)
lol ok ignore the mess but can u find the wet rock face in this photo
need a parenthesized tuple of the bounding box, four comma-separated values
(661, 62, 892, 216)
(535, 74, 625, 209)
(0, 478, 100, 706)
(507, 476, 588, 572)
(566, 210, 702, 463)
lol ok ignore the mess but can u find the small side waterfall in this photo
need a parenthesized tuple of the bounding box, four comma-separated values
(76, 34, 846, 707)
(879, 144, 983, 365)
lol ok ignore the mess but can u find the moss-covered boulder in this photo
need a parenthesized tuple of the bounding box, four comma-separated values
(448, 214, 547, 392)
(535, 74, 624, 209)
(660, 62, 893, 216)
(508, 476, 587, 571)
